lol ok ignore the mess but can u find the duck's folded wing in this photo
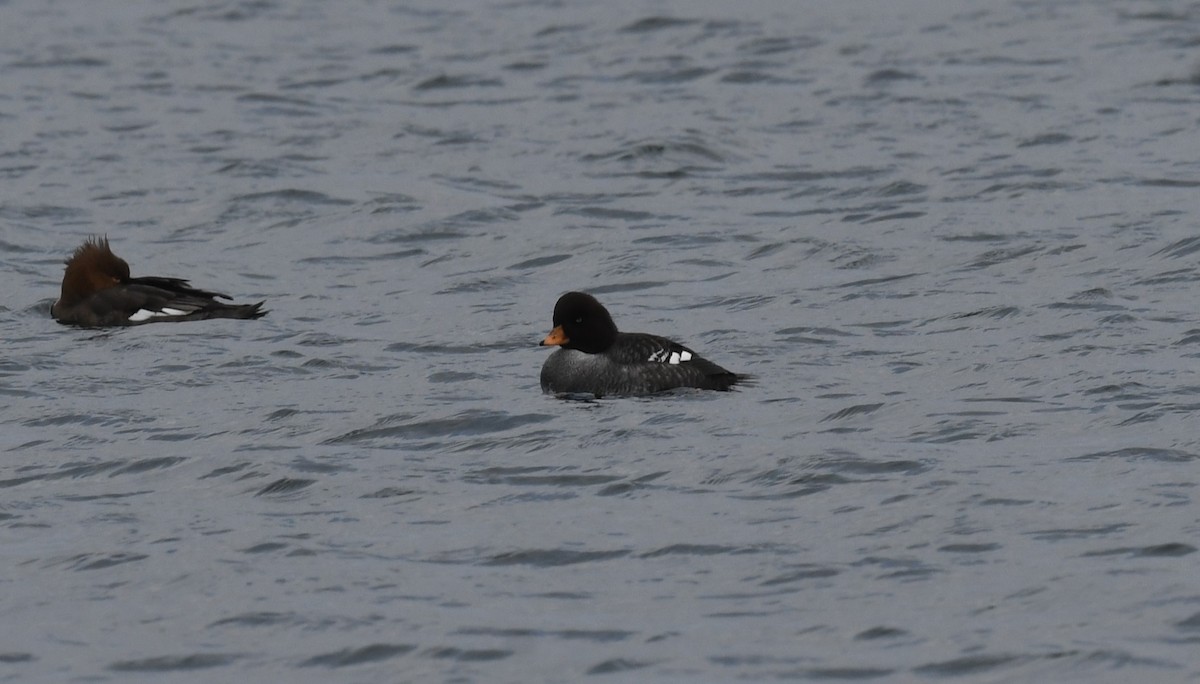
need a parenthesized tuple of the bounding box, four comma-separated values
(613, 332, 731, 373)
(88, 284, 216, 323)
(129, 276, 231, 300)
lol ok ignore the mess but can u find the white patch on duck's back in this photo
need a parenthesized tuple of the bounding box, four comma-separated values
(129, 307, 187, 322)
(649, 349, 693, 364)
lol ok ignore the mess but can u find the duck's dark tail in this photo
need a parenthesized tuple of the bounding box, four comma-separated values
(201, 301, 268, 320)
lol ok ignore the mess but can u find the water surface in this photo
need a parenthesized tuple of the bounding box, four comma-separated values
(2, 0, 1200, 681)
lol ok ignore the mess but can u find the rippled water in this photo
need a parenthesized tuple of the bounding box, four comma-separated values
(3, 0, 1200, 681)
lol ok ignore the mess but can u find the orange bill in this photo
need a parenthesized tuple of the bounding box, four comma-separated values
(541, 325, 569, 346)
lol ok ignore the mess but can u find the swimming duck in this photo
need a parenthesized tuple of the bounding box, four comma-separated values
(51, 236, 267, 326)
(539, 291, 747, 397)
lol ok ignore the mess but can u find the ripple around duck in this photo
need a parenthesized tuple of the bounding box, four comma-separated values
(208, 611, 301, 628)
(57, 552, 150, 572)
(820, 402, 884, 422)
(588, 281, 670, 294)
(1080, 543, 1195, 558)
(586, 659, 655, 675)
(254, 477, 317, 497)
(912, 653, 1030, 678)
(461, 466, 625, 488)
(228, 189, 356, 207)
(413, 74, 504, 91)
(483, 548, 632, 567)
(1153, 236, 1200, 258)
(323, 410, 555, 446)
(638, 544, 751, 558)
(1069, 447, 1199, 462)
(0, 457, 184, 488)
(454, 626, 635, 642)
(554, 206, 661, 221)
(620, 16, 698, 33)
(508, 254, 571, 270)
(299, 644, 417, 668)
(427, 646, 514, 663)
(384, 341, 505, 354)
(108, 654, 243, 672)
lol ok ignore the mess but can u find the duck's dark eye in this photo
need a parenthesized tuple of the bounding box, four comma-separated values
(575, 316, 583, 324)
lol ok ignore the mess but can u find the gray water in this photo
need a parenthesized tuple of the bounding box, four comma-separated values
(2, 0, 1200, 681)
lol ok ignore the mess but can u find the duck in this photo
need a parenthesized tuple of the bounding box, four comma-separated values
(539, 291, 748, 397)
(51, 236, 267, 327)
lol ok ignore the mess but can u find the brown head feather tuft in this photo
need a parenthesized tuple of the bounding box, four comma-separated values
(57, 236, 131, 306)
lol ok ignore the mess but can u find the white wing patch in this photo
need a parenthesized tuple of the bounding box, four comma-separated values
(648, 349, 693, 365)
(129, 307, 187, 322)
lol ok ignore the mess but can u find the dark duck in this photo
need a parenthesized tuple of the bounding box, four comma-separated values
(539, 291, 748, 397)
(51, 236, 267, 327)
